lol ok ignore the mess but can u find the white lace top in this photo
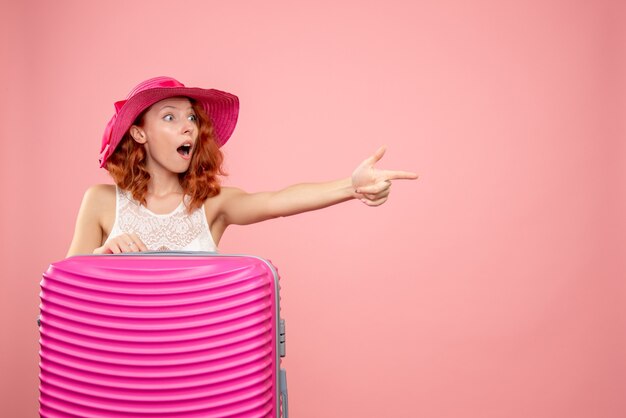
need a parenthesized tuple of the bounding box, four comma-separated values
(104, 186, 218, 252)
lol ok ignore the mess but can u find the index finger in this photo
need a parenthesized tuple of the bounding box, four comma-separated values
(382, 170, 419, 181)
(129, 232, 149, 252)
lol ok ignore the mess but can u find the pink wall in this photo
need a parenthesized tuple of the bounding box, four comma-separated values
(1, 1, 624, 416)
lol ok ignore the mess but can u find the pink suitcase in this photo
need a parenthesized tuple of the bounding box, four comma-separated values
(39, 252, 288, 418)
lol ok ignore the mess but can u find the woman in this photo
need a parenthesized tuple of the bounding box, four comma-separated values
(66, 76, 418, 257)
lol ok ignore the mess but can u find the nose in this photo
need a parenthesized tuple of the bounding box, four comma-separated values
(182, 118, 196, 135)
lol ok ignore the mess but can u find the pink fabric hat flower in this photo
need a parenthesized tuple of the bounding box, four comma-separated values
(99, 76, 239, 168)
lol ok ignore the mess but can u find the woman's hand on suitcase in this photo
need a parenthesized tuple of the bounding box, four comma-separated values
(93, 233, 149, 254)
(352, 146, 418, 206)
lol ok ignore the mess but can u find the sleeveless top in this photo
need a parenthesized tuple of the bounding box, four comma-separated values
(104, 186, 218, 252)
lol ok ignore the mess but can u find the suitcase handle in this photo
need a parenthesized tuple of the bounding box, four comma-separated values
(280, 368, 289, 418)
(110, 250, 219, 256)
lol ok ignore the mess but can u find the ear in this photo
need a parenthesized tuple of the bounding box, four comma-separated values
(129, 125, 147, 144)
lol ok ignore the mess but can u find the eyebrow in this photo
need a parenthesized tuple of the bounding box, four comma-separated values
(159, 105, 194, 111)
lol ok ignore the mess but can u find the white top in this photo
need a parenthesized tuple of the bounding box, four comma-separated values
(104, 186, 218, 252)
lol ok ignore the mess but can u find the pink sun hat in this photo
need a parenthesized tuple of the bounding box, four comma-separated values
(99, 76, 239, 168)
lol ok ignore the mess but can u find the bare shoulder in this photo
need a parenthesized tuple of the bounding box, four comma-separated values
(83, 184, 115, 207)
(203, 186, 243, 213)
(217, 186, 246, 200)
(86, 183, 115, 197)
(81, 184, 116, 220)
(66, 184, 116, 257)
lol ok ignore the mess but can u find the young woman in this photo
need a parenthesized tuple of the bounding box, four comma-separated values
(66, 77, 418, 257)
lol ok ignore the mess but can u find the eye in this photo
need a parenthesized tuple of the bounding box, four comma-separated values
(188, 114, 197, 122)
(163, 114, 175, 121)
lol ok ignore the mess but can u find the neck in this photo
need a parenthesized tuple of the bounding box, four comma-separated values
(146, 166, 184, 197)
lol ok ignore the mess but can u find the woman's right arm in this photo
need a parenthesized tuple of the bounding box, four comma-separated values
(66, 185, 149, 257)
(66, 185, 108, 257)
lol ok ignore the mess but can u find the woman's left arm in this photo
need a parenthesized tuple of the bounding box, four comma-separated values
(218, 146, 418, 226)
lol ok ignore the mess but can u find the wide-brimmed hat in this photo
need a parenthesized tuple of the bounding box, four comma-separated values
(99, 76, 239, 168)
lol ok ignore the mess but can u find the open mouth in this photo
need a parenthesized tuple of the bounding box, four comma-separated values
(177, 143, 192, 157)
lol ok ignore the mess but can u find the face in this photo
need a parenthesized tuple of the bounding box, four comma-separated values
(131, 97, 198, 174)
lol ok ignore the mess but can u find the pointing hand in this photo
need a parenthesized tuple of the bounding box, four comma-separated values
(351, 146, 418, 206)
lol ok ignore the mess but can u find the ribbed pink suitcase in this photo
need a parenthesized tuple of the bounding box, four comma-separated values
(39, 252, 288, 418)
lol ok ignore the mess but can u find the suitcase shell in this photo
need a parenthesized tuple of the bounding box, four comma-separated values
(39, 252, 288, 418)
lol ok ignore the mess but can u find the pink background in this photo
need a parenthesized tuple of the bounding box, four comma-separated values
(1, 0, 625, 417)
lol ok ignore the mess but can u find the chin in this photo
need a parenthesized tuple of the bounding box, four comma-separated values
(172, 160, 193, 173)
(174, 166, 191, 175)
